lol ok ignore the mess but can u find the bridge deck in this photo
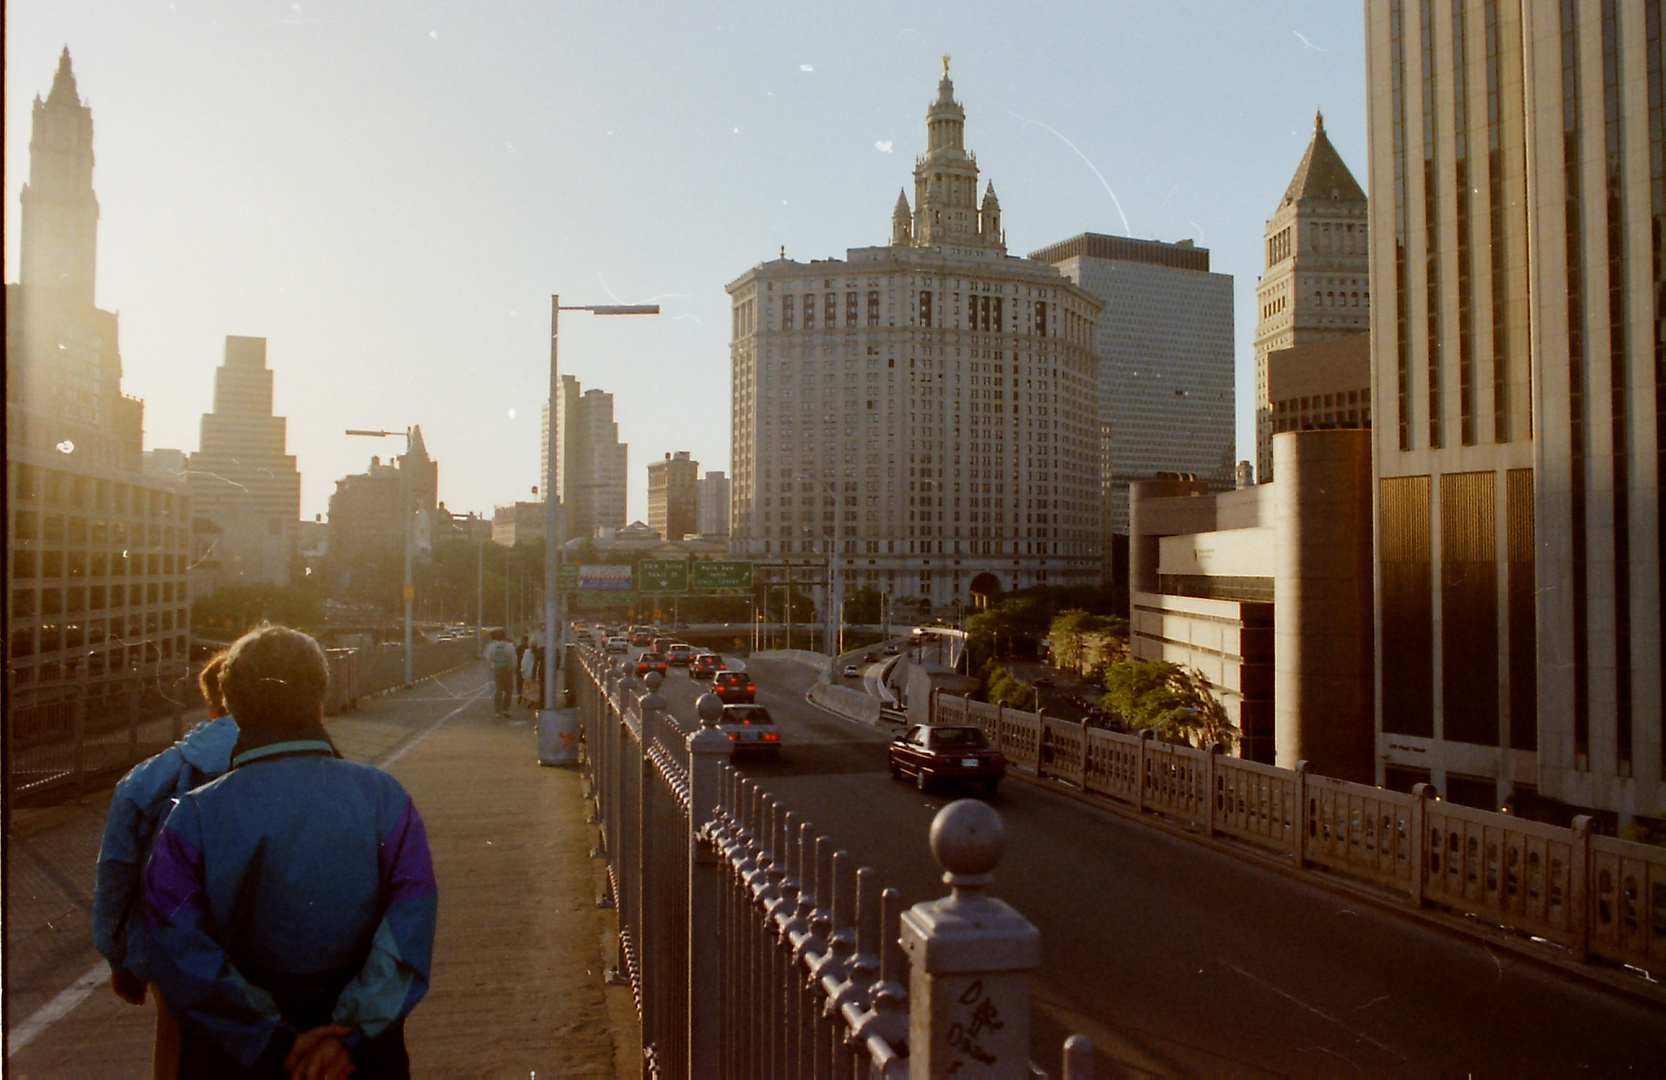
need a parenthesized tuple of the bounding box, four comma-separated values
(4, 663, 636, 1078)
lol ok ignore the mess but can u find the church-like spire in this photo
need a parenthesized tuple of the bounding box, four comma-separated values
(1279, 106, 1364, 207)
(47, 47, 80, 107)
(891, 188, 912, 246)
(22, 47, 99, 306)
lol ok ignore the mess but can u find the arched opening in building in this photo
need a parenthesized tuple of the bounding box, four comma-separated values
(968, 572, 1004, 610)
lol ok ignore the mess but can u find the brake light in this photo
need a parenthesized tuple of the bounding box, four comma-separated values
(761, 732, 779, 741)
(726, 733, 739, 741)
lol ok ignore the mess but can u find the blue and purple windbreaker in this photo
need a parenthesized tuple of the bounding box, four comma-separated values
(143, 742, 437, 1068)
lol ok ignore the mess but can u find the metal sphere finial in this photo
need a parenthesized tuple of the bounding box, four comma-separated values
(696, 692, 725, 727)
(645, 670, 663, 691)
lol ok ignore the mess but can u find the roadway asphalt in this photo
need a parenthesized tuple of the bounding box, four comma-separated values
(642, 650, 1666, 1079)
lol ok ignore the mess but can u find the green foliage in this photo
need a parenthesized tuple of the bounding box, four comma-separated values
(979, 661, 1037, 712)
(1101, 658, 1238, 751)
(1048, 610, 1128, 674)
(843, 586, 883, 625)
(192, 581, 326, 638)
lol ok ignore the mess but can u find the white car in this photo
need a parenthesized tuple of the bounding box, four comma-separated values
(605, 636, 629, 653)
(843, 664, 861, 678)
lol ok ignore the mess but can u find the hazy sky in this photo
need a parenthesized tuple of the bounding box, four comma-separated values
(6, 1, 1367, 524)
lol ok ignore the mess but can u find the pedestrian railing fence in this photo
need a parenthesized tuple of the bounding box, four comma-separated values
(576, 649, 1100, 1078)
(934, 691, 1666, 978)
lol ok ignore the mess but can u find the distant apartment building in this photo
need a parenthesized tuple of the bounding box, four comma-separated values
(545, 377, 628, 541)
(325, 426, 438, 563)
(697, 470, 732, 538)
(647, 451, 699, 542)
(6, 50, 191, 699)
(185, 336, 302, 594)
(1364, 0, 1661, 823)
(1128, 430, 1375, 778)
(1253, 112, 1372, 483)
(728, 64, 1102, 611)
(491, 501, 546, 547)
(1031, 232, 1234, 539)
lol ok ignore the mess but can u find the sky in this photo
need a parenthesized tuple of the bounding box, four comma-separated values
(5, 1, 1368, 524)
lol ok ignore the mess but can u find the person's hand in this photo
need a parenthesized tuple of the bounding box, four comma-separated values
(110, 967, 147, 1005)
(283, 1024, 355, 1080)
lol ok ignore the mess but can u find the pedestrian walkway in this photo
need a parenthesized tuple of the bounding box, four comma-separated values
(5, 662, 637, 1078)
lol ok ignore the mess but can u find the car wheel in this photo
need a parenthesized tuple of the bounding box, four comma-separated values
(916, 769, 930, 793)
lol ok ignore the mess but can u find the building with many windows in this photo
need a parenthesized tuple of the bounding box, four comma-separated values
(727, 62, 1102, 611)
(697, 470, 731, 539)
(1253, 111, 1372, 483)
(647, 451, 699, 542)
(325, 427, 438, 565)
(544, 376, 628, 541)
(185, 335, 302, 594)
(6, 50, 191, 700)
(1031, 233, 1235, 536)
(1365, 0, 1662, 822)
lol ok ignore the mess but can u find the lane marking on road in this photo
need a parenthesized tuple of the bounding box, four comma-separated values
(7, 963, 106, 1056)
(1225, 962, 1404, 1060)
(8, 674, 488, 1058)
(376, 682, 490, 768)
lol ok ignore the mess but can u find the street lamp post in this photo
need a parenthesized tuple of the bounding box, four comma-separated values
(347, 427, 416, 686)
(545, 296, 657, 738)
(794, 472, 841, 658)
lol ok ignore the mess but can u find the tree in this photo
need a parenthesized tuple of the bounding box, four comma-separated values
(1101, 659, 1238, 752)
(843, 586, 883, 625)
(979, 661, 1037, 711)
(1048, 610, 1127, 674)
(193, 582, 326, 638)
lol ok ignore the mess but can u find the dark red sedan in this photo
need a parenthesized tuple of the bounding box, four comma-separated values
(713, 670, 755, 704)
(888, 724, 1005, 796)
(635, 652, 668, 678)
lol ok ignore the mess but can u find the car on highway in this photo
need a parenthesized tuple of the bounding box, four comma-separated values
(691, 653, 726, 679)
(888, 724, 1006, 796)
(862, 652, 879, 663)
(635, 652, 668, 678)
(717, 704, 781, 759)
(713, 670, 756, 704)
(630, 629, 654, 647)
(882, 645, 900, 656)
(652, 636, 674, 655)
(605, 636, 629, 653)
(666, 643, 696, 667)
(843, 664, 861, 678)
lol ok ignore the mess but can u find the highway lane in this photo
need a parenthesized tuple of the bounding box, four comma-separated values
(629, 652, 1666, 1077)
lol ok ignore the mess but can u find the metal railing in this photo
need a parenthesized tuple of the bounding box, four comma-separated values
(4, 637, 480, 805)
(934, 691, 1666, 977)
(576, 649, 1099, 1077)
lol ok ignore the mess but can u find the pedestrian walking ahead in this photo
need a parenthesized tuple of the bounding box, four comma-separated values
(94, 652, 239, 1079)
(484, 629, 518, 717)
(145, 624, 437, 1078)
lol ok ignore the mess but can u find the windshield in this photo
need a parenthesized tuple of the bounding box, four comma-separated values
(930, 727, 988, 750)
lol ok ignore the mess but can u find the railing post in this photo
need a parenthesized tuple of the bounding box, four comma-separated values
(1135, 729, 1151, 814)
(1569, 814, 1594, 962)
(899, 800, 1039, 1077)
(1409, 782, 1434, 907)
(1203, 743, 1220, 839)
(636, 673, 666, 1066)
(688, 691, 733, 1075)
(1062, 1034, 1096, 1079)
(1292, 759, 1309, 869)
(994, 702, 1004, 757)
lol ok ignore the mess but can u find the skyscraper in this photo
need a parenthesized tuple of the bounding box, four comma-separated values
(187, 336, 302, 591)
(1253, 112, 1373, 483)
(647, 451, 700, 542)
(1365, 0, 1662, 821)
(728, 62, 1102, 611)
(6, 50, 192, 697)
(545, 378, 628, 542)
(325, 426, 438, 564)
(1031, 233, 1236, 535)
(697, 470, 732, 538)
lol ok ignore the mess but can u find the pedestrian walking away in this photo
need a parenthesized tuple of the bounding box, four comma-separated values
(94, 651, 240, 1079)
(485, 628, 518, 717)
(144, 623, 437, 1078)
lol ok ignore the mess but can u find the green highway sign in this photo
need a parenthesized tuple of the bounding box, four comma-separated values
(692, 561, 753, 591)
(572, 589, 637, 611)
(639, 559, 689, 593)
(556, 563, 578, 590)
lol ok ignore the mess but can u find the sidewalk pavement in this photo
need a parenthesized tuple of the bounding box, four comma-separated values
(5, 661, 637, 1078)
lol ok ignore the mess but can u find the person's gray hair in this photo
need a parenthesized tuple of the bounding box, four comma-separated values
(220, 624, 329, 730)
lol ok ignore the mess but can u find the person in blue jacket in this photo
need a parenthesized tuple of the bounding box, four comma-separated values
(94, 650, 238, 1077)
(144, 624, 437, 1079)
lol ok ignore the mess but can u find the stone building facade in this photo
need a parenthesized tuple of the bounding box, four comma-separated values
(6, 51, 191, 700)
(1365, 0, 1662, 822)
(647, 451, 699, 542)
(727, 63, 1102, 612)
(545, 377, 628, 541)
(1254, 112, 1371, 483)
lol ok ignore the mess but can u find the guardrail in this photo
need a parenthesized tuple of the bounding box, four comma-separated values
(576, 649, 1100, 1077)
(5, 637, 480, 805)
(933, 691, 1666, 979)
